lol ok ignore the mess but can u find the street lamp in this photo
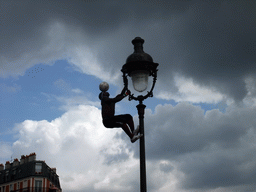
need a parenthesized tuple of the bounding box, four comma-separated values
(121, 37, 158, 192)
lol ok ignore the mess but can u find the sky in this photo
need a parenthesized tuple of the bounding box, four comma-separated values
(1, 0, 256, 191)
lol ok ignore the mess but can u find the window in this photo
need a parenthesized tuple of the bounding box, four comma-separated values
(11, 169, 16, 180)
(24, 180, 27, 188)
(35, 163, 42, 173)
(35, 180, 42, 192)
(5, 171, 9, 181)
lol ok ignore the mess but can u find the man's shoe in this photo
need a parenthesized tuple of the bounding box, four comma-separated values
(131, 134, 143, 143)
(133, 125, 140, 135)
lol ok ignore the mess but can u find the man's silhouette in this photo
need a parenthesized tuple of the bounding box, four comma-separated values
(99, 86, 142, 143)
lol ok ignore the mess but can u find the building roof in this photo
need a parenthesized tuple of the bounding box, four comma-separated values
(0, 154, 61, 189)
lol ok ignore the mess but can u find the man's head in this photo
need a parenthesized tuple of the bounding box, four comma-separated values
(99, 91, 110, 100)
(99, 82, 109, 92)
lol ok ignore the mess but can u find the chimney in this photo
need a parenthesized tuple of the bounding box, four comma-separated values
(25, 155, 29, 163)
(29, 153, 36, 162)
(20, 155, 26, 164)
(51, 168, 56, 173)
(0, 164, 4, 171)
(5, 161, 11, 170)
(13, 158, 20, 166)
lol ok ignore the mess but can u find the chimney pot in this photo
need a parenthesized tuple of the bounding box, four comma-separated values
(13, 158, 20, 166)
(0, 164, 4, 171)
(51, 168, 56, 173)
(5, 161, 11, 169)
(28, 153, 36, 162)
(20, 155, 26, 164)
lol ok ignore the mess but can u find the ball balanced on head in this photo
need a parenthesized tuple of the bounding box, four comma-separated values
(99, 82, 109, 92)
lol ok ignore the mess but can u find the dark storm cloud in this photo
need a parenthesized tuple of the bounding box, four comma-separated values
(0, 0, 190, 48)
(171, 1, 256, 101)
(2, 0, 256, 101)
(133, 0, 256, 102)
(179, 150, 256, 190)
(159, 161, 174, 173)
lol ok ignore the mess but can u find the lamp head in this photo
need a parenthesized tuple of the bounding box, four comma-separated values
(122, 37, 158, 92)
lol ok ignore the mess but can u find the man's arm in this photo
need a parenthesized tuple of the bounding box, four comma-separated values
(101, 93, 125, 103)
(113, 89, 130, 103)
(121, 86, 126, 95)
(112, 94, 126, 102)
(101, 89, 129, 103)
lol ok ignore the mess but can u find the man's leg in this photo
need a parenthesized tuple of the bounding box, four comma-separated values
(121, 123, 134, 139)
(122, 123, 143, 143)
(126, 115, 140, 135)
(111, 115, 141, 142)
(124, 114, 135, 133)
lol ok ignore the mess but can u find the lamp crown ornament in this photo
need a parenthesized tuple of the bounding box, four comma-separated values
(126, 37, 153, 64)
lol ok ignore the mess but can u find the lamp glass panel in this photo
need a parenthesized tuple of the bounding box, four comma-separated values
(131, 70, 149, 92)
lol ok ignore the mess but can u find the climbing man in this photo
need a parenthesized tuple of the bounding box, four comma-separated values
(99, 82, 142, 143)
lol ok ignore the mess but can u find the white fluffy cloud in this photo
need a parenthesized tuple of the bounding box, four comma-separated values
(157, 74, 227, 103)
(11, 105, 140, 191)
(5, 102, 256, 191)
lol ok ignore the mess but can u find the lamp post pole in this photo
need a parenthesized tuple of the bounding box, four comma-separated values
(137, 101, 147, 192)
(121, 37, 158, 192)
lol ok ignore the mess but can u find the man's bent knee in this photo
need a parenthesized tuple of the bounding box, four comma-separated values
(125, 114, 133, 120)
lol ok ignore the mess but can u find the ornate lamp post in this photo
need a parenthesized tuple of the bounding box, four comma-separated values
(121, 37, 158, 192)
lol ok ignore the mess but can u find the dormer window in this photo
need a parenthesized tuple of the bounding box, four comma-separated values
(35, 163, 42, 173)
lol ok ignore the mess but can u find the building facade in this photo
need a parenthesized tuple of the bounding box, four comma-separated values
(0, 153, 61, 192)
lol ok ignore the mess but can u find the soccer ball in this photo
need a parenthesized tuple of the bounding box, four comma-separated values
(99, 82, 109, 92)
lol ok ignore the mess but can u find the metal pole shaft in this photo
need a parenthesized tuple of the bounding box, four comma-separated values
(137, 103, 147, 192)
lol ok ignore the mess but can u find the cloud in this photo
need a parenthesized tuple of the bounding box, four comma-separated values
(42, 78, 101, 110)
(129, 102, 256, 191)
(53, 78, 70, 90)
(0, 142, 12, 160)
(6, 101, 256, 191)
(2, 1, 256, 191)
(0, 83, 21, 101)
(11, 104, 147, 192)
(157, 74, 226, 103)
(0, 83, 21, 93)
(2, 1, 256, 103)
(163, 1, 256, 102)
(71, 88, 84, 94)
(7, 103, 180, 191)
